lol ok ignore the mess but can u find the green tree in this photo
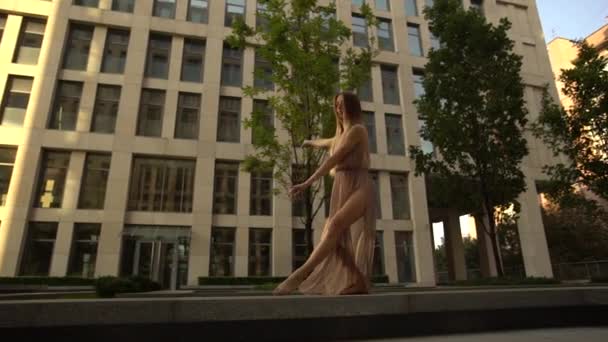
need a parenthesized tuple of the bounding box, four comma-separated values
(228, 0, 378, 256)
(463, 236, 480, 272)
(533, 41, 608, 201)
(409, 0, 529, 276)
(540, 190, 608, 264)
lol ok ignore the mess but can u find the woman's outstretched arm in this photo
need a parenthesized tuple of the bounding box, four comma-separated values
(303, 137, 334, 149)
(290, 125, 367, 197)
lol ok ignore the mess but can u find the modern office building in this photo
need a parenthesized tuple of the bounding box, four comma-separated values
(547, 23, 608, 109)
(0, 0, 556, 289)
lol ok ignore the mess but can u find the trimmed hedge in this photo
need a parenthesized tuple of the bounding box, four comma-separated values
(95, 276, 161, 298)
(440, 277, 560, 286)
(591, 276, 608, 283)
(198, 274, 390, 286)
(0, 276, 95, 286)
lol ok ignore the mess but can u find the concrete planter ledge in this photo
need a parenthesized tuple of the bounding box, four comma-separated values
(1, 286, 608, 329)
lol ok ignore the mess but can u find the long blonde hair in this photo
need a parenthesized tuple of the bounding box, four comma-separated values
(331, 92, 362, 154)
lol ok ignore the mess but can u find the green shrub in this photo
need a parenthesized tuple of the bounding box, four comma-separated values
(0, 277, 95, 286)
(200, 275, 390, 286)
(441, 277, 560, 286)
(591, 276, 608, 283)
(95, 276, 161, 298)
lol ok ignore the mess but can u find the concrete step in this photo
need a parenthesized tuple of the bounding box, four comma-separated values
(1, 286, 608, 340)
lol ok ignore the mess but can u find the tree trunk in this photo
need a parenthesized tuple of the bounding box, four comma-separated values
(483, 202, 505, 277)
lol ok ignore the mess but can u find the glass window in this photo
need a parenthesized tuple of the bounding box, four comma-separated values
(254, 51, 274, 90)
(407, 23, 423, 56)
(225, 0, 246, 27)
(413, 69, 424, 99)
(0, 147, 17, 206)
(291, 164, 307, 217)
(188, 0, 209, 23)
(78, 154, 111, 209)
(14, 18, 46, 65)
(363, 111, 377, 153)
(248, 228, 272, 276)
(256, 1, 269, 30)
(357, 76, 373, 102)
(390, 172, 410, 219)
(430, 33, 441, 50)
(425, 0, 434, 9)
(146, 33, 171, 79)
(91, 85, 121, 134)
(35, 151, 70, 208)
(385, 113, 405, 155)
(352, 0, 364, 7)
(373, 231, 384, 275)
(175, 92, 200, 139)
(250, 170, 272, 216)
(221, 44, 243, 86)
(73, 0, 99, 7)
(48, 81, 83, 131)
(153, 0, 176, 18)
(112, 0, 135, 12)
(19, 222, 57, 276)
(136, 88, 165, 137)
(181, 38, 205, 83)
(0, 14, 7, 43)
(217, 97, 241, 142)
(213, 161, 239, 214)
(0, 76, 33, 127)
(405, 0, 418, 16)
(292, 229, 307, 270)
(63, 24, 93, 70)
(67, 223, 101, 278)
(251, 100, 273, 145)
(381, 65, 400, 105)
(128, 157, 195, 212)
(375, 0, 390, 11)
(101, 29, 129, 74)
(395, 231, 416, 282)
(210, 227, 236, 276)
(369, 171, 381, 219)
(378, 19, 394, 51)
(352, 14, 368, 48)
(470, 0, 483, 12)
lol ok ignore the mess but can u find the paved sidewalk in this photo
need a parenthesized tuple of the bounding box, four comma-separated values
(362, 327, 608, 341)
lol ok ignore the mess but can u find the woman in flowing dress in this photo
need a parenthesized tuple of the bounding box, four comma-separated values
(273, 92, 377, 295)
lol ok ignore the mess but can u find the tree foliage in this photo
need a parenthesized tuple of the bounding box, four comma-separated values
(409, 0, 529, 276)
(228, 0, 378, 255)
(533, 41, 608, 201)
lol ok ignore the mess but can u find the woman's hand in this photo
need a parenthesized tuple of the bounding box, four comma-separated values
(289, 181, 310, 199)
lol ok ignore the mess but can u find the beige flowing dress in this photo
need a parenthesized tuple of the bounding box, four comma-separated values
(298, 124, 377, 295)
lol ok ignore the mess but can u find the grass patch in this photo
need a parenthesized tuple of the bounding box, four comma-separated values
(0, 277, 94, 286)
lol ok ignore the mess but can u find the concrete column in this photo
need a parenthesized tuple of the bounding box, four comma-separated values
(475, 215, 498, 277)
(383, 229, 398, 283)
(234, 226, 248, 276)
(444, 210, 467, 281)
(410, 174, 435, 286)
(50, 221, 74, 276)
(187, 156, 215, 284)
(94, 152, 130, 277)
(517, 176, 553, 278)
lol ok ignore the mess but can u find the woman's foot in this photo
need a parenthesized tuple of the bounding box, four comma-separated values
(273, 270, 306, 296)
(339, 281, 369, 295)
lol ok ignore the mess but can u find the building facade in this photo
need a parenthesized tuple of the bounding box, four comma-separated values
(0, 0, 555, 289)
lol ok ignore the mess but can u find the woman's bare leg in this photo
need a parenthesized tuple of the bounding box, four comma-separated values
(273, 183, 372, 295)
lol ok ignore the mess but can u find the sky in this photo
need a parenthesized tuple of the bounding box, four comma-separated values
(536, 0, 608, 43)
